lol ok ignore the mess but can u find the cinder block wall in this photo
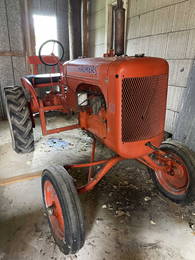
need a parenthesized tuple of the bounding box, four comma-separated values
(89, 1, 106, 57)
(127, 0, 195, 134)
(89, 0, 195, 135)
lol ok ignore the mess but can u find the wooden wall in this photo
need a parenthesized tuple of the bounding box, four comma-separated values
(0, 0, 71, 119)
(0, 0, 26, 119)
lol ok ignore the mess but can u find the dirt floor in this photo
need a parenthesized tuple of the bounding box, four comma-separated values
(1, 114, 195, 260)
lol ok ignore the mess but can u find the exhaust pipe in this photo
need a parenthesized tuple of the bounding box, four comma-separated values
(115, 0, 125, 56)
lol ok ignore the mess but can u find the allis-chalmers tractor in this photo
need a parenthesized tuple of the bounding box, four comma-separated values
(4, 38, 195, 254)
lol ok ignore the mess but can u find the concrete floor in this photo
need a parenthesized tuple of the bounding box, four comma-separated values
(1, 114, 195, 260)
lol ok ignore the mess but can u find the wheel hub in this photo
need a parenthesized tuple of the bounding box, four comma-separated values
(47, 205, 55, 216)
(155, 152, 189, 195)
(44, 180, 65, 240)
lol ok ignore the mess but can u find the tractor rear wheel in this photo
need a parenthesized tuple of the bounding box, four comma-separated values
(149, 140, 195, 204)
(42, 165, 85, 255)
(4, 85, 34, 153)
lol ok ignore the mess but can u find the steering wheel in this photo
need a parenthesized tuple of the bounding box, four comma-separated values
(38, 39, 64, 66)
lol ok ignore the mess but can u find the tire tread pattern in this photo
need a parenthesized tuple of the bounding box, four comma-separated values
(4, 86, 34, 153)
(42, 166, 85, 255)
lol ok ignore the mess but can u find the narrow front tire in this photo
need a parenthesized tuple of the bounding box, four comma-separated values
(42, 165, 85, 255)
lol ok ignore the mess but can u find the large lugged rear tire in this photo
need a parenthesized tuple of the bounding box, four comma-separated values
(149, 140, 195, 204)
(42, 166, 85, 255)
(4, 86, 34, 153)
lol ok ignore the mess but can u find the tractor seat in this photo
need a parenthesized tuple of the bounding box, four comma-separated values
(25, 73, 61, 85)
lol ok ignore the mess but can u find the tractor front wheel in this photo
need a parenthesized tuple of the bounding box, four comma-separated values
(4, 86, 34, 153)
(42, 166, 85, 255)
(149, 140, 195, 204)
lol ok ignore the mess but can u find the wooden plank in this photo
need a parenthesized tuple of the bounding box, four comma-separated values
(22, 0, 36, 57)
(0, 0, 10, 52)
(68, 0, 82, 59)
(105, 2, 113, 52)
(20, 0, 36, 73)
(0, 171, 42, 187)
(6, 0, 25, 53)
(57, 0, 69, 60)
(82, 0, 89, 57)
(0, 51, 24, 57)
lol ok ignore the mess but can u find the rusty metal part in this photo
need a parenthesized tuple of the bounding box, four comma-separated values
(68, 0, 82, 59)
(139, 150, 190, 196)
(77, 156, 123, 193)
(115, 0, 125, 56)
(65, 159, 110, 169)
(88, 138, 96, 181)
(64, 140, 124, 193)
(66, 157, 124, 194)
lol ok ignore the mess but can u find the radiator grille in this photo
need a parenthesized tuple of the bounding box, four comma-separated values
(121, 74, 168, 142)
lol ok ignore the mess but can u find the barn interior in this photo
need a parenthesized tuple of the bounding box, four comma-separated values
(0, 0, 195, 259)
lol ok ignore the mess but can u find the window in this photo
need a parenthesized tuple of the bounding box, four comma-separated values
(33, 15, 58, 55)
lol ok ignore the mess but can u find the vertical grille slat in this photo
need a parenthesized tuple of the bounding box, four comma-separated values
(121, 74, 168, 142)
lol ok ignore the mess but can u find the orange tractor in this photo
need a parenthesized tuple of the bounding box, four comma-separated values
(4, 38, 195, 255)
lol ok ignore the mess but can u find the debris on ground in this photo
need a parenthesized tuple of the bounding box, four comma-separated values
(115, 210, 126, 217)
(144, 196, 151, 202)
(189, 222, 195, 231)
(47, 138, 69, 150)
